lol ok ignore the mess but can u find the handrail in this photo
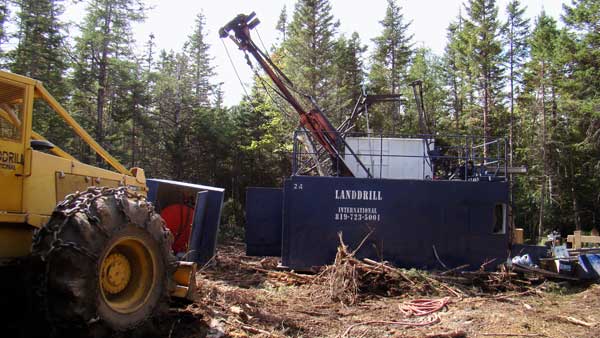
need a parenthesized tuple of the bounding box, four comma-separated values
(292, 130, 508, 181)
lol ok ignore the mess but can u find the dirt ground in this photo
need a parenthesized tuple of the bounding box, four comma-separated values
(162, 242, 600, 338)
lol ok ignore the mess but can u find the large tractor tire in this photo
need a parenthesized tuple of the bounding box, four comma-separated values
(31, 187, 176, 335)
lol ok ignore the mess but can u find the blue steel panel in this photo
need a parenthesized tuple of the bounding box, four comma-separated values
(189, 191, 208, 262)
(190, 188, 224, 265)
(146, 179, 224, 265)
(281, 176, 509, 271)
(146, 180, 159, 205)
(245, 187, 283, 256)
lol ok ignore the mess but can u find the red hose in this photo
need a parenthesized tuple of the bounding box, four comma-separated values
(398, 297, 450, 317)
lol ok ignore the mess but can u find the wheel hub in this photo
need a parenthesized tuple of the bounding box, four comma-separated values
(101, 252, 132, 294)
(99, 236, 157, 314)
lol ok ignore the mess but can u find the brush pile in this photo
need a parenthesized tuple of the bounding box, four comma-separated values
(314, 233, 428, 304)
(311, 233, 539, 305)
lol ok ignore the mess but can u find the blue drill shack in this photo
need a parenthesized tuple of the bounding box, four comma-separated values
(246, 133, 512, 271)
(220, 12, 512, 272)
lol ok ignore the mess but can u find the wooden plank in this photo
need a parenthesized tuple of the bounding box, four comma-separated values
(567, 232, 600, 249)
(512, 263, 580, 281)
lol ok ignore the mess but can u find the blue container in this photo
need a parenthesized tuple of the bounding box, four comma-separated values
(147, 179, 224, 265)
(245, 187, 283, 256)
(248, 176, 510, 271)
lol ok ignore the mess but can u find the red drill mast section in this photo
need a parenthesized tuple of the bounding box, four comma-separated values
(220, 12, 356, 177)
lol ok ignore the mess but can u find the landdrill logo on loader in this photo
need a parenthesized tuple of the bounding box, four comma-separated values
(0, 150, 23, 170)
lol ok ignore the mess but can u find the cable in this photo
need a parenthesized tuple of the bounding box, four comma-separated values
(255, 28, 270, 56)
(221, 38, 250, 98)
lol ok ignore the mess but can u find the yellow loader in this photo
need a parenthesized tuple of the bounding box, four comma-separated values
(0, 71, 197, 336)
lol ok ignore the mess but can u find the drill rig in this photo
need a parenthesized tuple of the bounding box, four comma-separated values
(220, 12, 371, 178)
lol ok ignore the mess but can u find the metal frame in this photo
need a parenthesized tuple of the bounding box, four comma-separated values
(292, 130, 508, 182)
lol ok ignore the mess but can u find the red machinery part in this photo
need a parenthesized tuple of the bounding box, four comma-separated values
(160, 204, 194, 254)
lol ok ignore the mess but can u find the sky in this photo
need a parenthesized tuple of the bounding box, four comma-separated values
(63, 0, 568, 107)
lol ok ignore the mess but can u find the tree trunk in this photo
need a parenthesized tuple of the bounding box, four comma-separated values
(96, 1, 113, 166)
(538, 61, 547, 241)
(570, 162, 581, 231)
(482, 75, 489, 161)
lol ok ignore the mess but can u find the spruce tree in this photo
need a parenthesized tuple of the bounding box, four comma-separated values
(11, 0, 67, 96)
(283, 0, 339, 113)
(443, 13, 469, 132)
(561, 0, 600, 148)
(526, 12, 560, 239)
(276, 5, 288, 44)
(463, 0, 505, 157)
(0, 0, 9, 62)
(407, 48, 446, 133)
(152, 50, 194, 180)
(71, 0, 146, 165)
(563, 0, 600, 227)
(503, 0, 529, 168)
(369, 0, 413, 95)
(10, 0, 70, 148)
(367, 0, 413, 133)
(331, 32, 366, 125)
(186, 12, 214, 108)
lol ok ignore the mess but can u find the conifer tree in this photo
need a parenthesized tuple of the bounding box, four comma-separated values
(367, 0, 413, 133)
(276, 5, 288, 44)
(561, 0, 600, 149)
(71, 0, 146, 165)
(331, 32, 366, 125)
(284, 0, 339, 113)
(463, 0, 505, 157)
(11, 0, 67, 96)
(152, 50, 193, 179)
(186, 12, 214, 108)
(369, 0, 413, 95)
(407, 48, 446, 133)
(11, 0, 70, 148)
(443, 13, 469, 132)
(0, 0, 9, 62)
(503, 0, 529, 168)
(562, 0, 600, 228)
(525, 12, 560, 239)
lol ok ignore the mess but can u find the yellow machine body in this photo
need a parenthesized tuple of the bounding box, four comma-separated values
(0, 71, 194, 300)
(0, 71, 146, 260)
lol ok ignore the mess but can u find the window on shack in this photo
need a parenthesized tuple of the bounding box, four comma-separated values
(493, 203, 507, 234)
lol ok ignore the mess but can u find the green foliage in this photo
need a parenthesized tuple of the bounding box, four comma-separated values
(503, 0, 530, 166)
(463, 0, 505, 145)
(70, 0, 147, 166)
(330, 32, 366, 125)
(276, 5, 288, 44)
(9, 0, 71, 151)
(0, 0, 8, 59)
(3, 0, 598, 239)
(504, 0, 530, 93)
(367, 0, 413, 133)
(443, 14, 470, 132)
(369, 0, 413, 95)
(283, 0, 339, 113)
(407, 48, 447, 133)
(186, 12, 215, 108)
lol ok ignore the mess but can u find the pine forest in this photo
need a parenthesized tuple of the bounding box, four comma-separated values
(2, 0, 598, 244)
